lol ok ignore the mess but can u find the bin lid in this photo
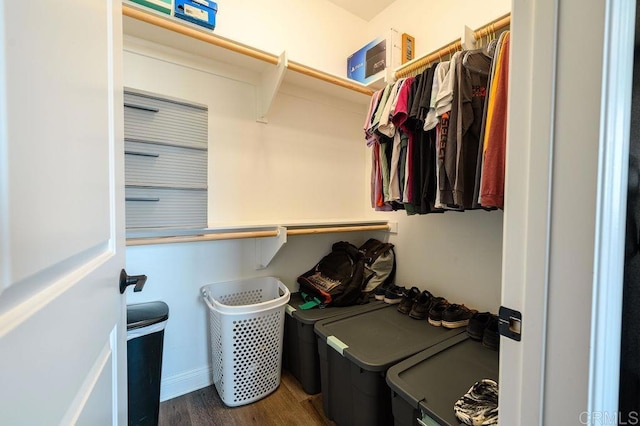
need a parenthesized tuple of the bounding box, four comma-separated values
(386, 335, 499, 425)
(127, 301, 169, 331)
(314, 304, 465, 372)
(288, 292, 384, 325)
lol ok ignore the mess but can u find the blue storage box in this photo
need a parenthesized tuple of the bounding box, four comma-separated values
(175, 0, 217, 30)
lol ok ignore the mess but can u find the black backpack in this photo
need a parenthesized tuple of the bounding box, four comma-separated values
(359, 238, 396, 293)
(297, 241, 366, 307)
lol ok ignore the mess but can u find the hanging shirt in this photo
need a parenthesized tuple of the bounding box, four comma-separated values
(377, 80, 403, 138)
(439, 52, 462, 207)
(473, 38, 500, 209)
(480, 32, 510, 209)
(424, 61, 450, 131)
(388, 79, 410, 201)
(435, 52, 463, 117)
(453, 49, 491, 208)
(392, 76, 417, 203)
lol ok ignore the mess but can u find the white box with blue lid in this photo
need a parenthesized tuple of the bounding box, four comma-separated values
(175, 0, 217, 30)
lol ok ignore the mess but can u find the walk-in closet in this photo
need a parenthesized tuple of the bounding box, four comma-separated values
(0, 0, 632, 424)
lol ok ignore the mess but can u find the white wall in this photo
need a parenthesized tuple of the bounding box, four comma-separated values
(384, 211, 503, 313)
(123, 39, 367, 225)
(212, 0, 368, 76)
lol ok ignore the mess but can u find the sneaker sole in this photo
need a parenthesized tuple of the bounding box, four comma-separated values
(374, 294, 385, 301)
(428, 318, 442, 326)
(384, 297, 402, 304)
(442, 319, 470, 329)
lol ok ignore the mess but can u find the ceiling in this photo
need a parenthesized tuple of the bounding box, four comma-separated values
(325, 0, 397, 21)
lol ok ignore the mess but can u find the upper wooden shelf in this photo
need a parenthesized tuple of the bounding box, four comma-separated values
(121, 3, 373, 120)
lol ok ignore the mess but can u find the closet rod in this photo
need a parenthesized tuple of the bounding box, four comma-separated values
(122, 4, 374, 97)
(287, 224, 390, 236)
(127, 230, 280, 246)
(287, 61, 375, 96)
(126, 224, 391, 246)
(394, 13, 511, 79)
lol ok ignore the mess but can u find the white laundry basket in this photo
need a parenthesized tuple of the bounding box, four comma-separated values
(201, 276, 290, 407)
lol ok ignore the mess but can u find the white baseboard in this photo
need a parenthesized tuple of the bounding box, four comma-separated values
(160, 365, 214, 402)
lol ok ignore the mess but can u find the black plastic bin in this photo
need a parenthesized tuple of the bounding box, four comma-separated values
(283, 292, 383, 394)
(386, 334, 499, 426)
(314, 304, 465, 426)
(127, 301, 169, 426)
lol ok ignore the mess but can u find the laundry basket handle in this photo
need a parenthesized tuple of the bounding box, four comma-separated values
(201, 288, 216, 311)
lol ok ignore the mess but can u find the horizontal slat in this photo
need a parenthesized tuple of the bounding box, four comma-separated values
(126, 197, 160, 202)
(125, 138, 207, 151)
(124, 88, 208, 110)
(124, 92, 208, 148)
(125, 187, 207, 229)
(124, 102, 159, 112)
(124, 140, 207, 188)
(125, 150, 160, 157)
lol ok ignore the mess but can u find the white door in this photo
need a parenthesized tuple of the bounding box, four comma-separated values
(0, 0, 126, 424)
(500, 0, 633, 424)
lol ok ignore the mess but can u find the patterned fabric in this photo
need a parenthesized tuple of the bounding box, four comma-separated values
(453, 379, 499, 425)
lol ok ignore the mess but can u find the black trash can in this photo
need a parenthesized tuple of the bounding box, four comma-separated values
(127, 301, 169, 426)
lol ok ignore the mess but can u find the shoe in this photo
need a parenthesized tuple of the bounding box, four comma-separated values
(397, 287, 420, 314)
(453, 379, 499, 425)
(442, 304, 477, 329)
(383, 285, 406, 304)
(373, 284, 389, 301)
(467, 312, 492, 340)
(428, 299, 450, 326)
(482, 314, 500, 350)
(408, 290, 433, 319)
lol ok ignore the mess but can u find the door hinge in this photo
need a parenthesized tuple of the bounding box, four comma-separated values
(498, 306, 522, 341)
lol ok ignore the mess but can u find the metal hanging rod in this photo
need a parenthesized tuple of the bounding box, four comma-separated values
(394, 13, 511, 79)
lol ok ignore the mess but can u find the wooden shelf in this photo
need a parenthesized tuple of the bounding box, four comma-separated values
(122, 3, 374, 120)
(126, 220, 395, 268)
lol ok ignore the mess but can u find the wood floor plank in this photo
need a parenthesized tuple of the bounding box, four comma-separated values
(158, 393, 192, 426)
(159, 370, 336, 426)
(280, 370, 315, 403)
(189, 386, 236, 426)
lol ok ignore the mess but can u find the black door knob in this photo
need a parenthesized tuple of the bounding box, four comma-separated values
(119, 269, 148, 294)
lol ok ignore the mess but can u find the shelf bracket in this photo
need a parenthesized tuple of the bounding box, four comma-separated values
(255, 226, 287, 269)
(461, 25, 477, 51)
(257, 51, 288, 123)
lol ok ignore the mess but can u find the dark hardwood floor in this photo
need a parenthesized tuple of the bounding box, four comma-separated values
(159, 370, 336, 426)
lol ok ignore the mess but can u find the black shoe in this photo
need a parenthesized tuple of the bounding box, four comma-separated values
(442, 304, 477, 329)
(467, 312, 492, 340)
(397, 287, 420, 314)
(373, 284, 389, 301)
(428, 299, 450, 326)
(383, 285, 406, 304)
(482, 314, 500, 351)
(408, 290, 433, 319)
